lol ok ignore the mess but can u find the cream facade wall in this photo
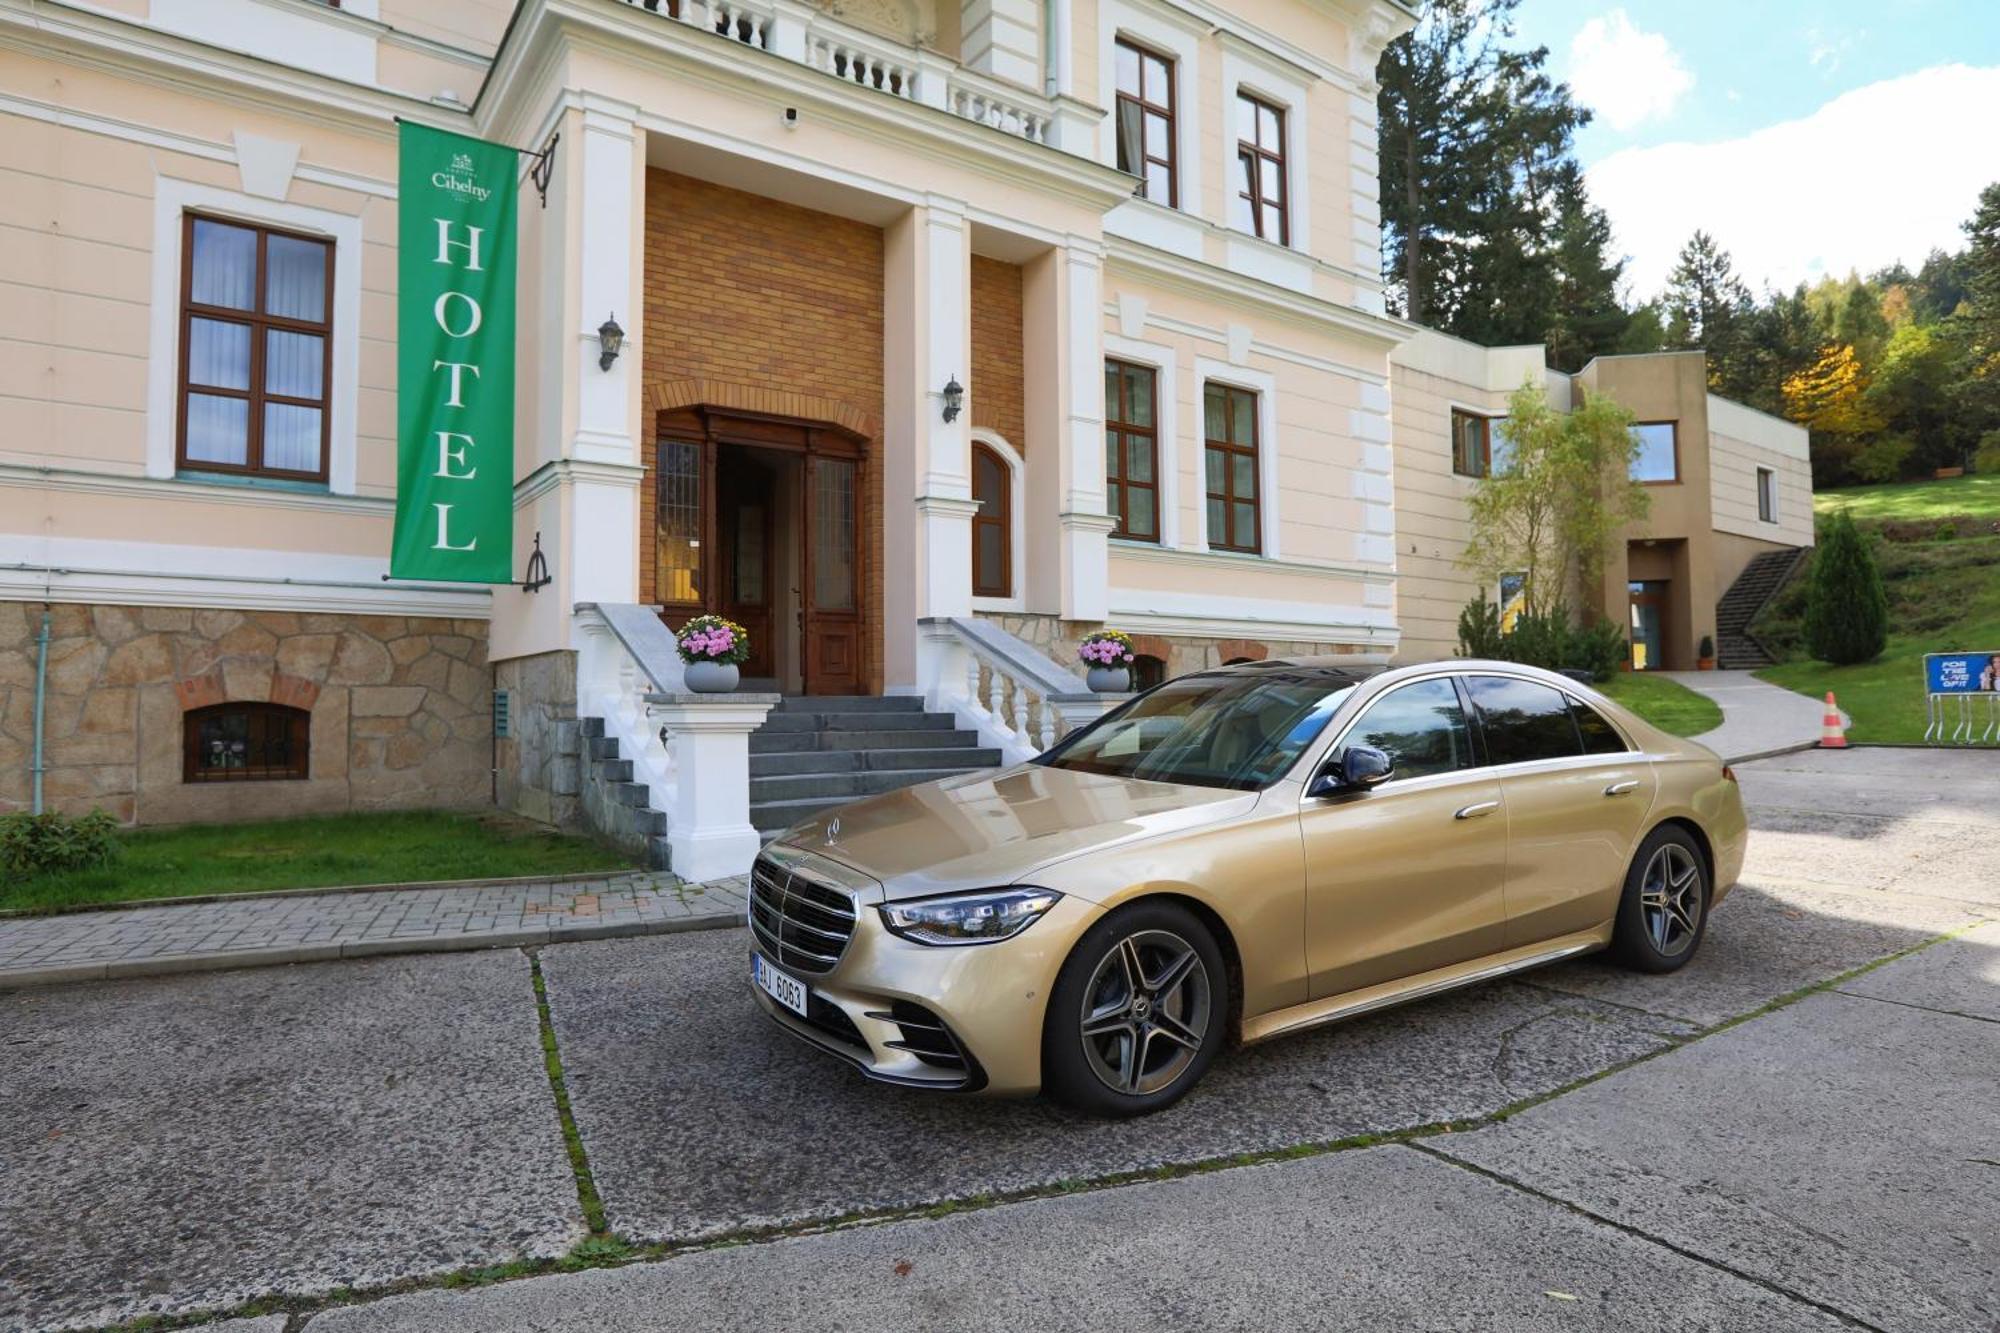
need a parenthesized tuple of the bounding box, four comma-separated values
(1707, 393, 1812, 549)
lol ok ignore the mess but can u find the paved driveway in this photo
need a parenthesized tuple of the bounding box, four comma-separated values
(2, 748, 1993, 1331)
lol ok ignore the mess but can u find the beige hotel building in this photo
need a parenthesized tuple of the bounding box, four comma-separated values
(0, 0, 1811, 871)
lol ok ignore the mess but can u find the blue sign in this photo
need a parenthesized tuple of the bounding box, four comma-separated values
(1925, 652, 2000, 695)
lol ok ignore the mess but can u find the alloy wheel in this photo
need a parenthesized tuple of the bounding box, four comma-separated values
(1078, 929, 1212, 1096)
(1638, 843, 1704, 957)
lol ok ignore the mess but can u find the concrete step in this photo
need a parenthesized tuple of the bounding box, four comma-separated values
(750, 727, 983, 754)
(757, 710, 959, 733)
(593, 757, 632, 784)
(586, 735, 620, 761)
(749, 745, 1001, 777)
(750, 766, 982, 804)
(772, 694, 926, 714)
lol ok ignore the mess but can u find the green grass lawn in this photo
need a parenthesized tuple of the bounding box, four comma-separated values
(1813, 472, 2000, 522)
(1595, 672, 1724, 738)
(1753, 470, 2000, 744)
(2, 811, 636, 914)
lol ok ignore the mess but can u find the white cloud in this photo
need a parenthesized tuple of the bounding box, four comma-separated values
(1568, 10, 1694, 132)
(1586, 64, 2000, 298)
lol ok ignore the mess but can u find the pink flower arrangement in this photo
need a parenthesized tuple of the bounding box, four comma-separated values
(676, 614, 751, 665)
(1078, 629, 1136, 666)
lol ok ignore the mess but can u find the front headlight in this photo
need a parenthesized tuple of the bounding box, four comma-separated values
(879, 888, 1062, 947)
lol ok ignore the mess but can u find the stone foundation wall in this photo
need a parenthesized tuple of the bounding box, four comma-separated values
(0, 602, 491, 825)
(976, 612, 1370, 683)
(494, 649, 582, 831)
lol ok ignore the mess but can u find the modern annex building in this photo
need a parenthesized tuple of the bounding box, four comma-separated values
(0, 0, 1810, 867)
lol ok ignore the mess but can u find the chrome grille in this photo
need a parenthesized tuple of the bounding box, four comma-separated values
(750, 854, 857, 975)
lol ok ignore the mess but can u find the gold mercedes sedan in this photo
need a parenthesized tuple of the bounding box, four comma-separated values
(749, 659, 1746, 1116)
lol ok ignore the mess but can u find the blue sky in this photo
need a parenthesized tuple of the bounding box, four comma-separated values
(1494, 3, 2000, 298)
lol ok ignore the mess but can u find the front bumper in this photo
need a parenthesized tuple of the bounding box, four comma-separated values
(750, 892, 1103, 1097)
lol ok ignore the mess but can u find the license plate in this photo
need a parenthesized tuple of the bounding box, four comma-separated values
(753, 953, 809, 1017)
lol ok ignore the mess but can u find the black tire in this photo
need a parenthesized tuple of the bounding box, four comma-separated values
(1042, 900, 1227, 1117)
(1611, 824, 1710, 974)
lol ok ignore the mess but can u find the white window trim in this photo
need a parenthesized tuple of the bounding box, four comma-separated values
(1103, 332, 1182, 551)
(1194, 356, 1279, 560)
(1756, 465, 1778, 524)
(1220, 45, 1312, 255)
(969, 428, 1028, 614)
(1098, 0, 1204, 220)
(146, 176, 364, 495)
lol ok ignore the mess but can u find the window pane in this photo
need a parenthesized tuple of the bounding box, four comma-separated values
(1571, 700, 1630, 755)
(265, 235, 327, 322)
(265, 330, 324, 399)
(1232, 388, 1255, 442)
(1144, 160, 1172, 202)
(187, 318, 250, 390)
(812, 457, 856, 610)
(1143, 53, 1169, 98)
(263, 403, 322, 473)
(1232, 501, 1257, 547)
(1123, 364, 1154, 427)
(1260, 156, 1281, 199)
(1104, 363, 1120, 416)
(973, 447, 1006, 510)
(1115, 99, 1144, 177)
(977, 524, 1005, 590)
(1259, 102, 1281, 146)
(1344, 678, 1472, 781)
(1107, 480, 1125, 530)
(1206, 496, 1224, 538)
(1235, 94, 1256, 142)
(1145, 112, 1169, 159)
(1230, 163, 1255, 232)
(1630, 423, 1678, 482)
(1116, 41, 1140, 95)
(1204, 385, 1225, 439)
(190, 219, 256, 310)
(1467, 675, 1583, 765)
(1105, 429, 1121, 475)
(1126, 485, 1156, 538)
(1128, 434, 1154, 483)
(185, 393, 249, 466)
(1232, 451, 1255, 498)
(656, 439, 702, 604)
(1205, 445, 1224, 492)
(1489, 418, 1514, 474)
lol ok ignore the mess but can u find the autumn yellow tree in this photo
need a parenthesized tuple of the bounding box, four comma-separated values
(1783, 343, 1886, 436)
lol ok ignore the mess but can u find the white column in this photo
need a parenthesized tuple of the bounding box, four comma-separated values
(960, 0, 1042, 88)
(884, 197, 975, 690)
(650, 693, 781, 882)
(1053, 237, 1112, 621)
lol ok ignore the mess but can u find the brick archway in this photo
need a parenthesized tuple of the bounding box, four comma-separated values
(647, 378, 879, 442)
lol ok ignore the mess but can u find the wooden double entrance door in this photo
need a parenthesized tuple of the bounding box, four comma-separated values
(654, 406, 864, 695)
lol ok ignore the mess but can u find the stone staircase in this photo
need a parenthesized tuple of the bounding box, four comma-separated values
(1715, 547, 1808, 669)
(578, 716, 672, 870)
(749, 695, 1002, 840)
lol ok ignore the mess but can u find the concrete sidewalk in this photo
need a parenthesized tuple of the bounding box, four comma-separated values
(1660, 669, 1834, 759)
(0, 872, 746, 988)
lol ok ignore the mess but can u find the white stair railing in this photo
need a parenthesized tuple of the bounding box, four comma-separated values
(917, 617, 1119, 765)
(575, 603, 686, 808)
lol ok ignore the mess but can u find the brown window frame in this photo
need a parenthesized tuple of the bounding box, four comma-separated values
(1105, 359, 1161, 543)
(1630, 420, 1681, 485)
(971, 441, 1013, 598)
(1205, 382, 1262, 555)
(1451, 409, 1494, 478)
(1756, 466, 1777, 523)
(1236, 92, 1289, 245)
(1114, 37, 1178, 208)
(183, 702, 311, 784)
(176, 212, 335, 483)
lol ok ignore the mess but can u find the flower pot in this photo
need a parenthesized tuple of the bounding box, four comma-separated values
(683, 660, 740, 693)
(1697, 657, 1716, 671)
(1086, 666, 1130, 693)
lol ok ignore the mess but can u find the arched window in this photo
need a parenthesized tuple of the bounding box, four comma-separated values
(1131, 654, 1168, 692)
(183, 702, 310, 783)
(971, 441, 1012, 598)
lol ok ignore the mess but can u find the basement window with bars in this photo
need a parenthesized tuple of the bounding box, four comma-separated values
(183, 703, 310, 783)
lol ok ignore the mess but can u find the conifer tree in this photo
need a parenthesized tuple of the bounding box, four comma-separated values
(1804, 510, 1888, 666)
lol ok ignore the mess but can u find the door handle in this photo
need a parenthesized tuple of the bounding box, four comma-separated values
(1454, 800, 1499, 820)
(1603, 780, 1640, 796)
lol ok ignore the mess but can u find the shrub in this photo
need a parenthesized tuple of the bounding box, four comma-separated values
(1454, 597, 1626, 683)
(1699, 634, 1715, 661)
(1974, 430, 2000, 475)
(0, 809, 122, 879)
(1804, 510, 1889, 665)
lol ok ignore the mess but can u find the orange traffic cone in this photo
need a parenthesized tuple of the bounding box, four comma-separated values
(1818, 692, 1848, 749)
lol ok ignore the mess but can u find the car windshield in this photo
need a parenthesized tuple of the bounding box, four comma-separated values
(1034, 669, 1360, 791)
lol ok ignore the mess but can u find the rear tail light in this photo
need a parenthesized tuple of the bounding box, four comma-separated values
(1722, 765, 1738, 784)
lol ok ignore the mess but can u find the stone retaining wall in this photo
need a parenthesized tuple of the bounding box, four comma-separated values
(0, 602, 491, 825)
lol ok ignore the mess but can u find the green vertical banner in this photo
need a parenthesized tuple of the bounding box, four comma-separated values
(392, 122, 518, 583)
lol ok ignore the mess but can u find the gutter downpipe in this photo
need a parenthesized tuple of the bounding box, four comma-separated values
(31, 605, 50, 814)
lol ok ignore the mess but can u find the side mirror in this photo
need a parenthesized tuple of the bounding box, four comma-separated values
(1307, 744, 1395, 798)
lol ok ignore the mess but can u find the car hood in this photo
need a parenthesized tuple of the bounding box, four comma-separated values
(779, 763, 1257, 902)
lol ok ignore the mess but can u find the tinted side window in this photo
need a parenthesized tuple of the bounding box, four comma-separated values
(1466, 676, 1582, 765)
(1570, 699, 1630, 755)
(1342, 679, 1474, 780)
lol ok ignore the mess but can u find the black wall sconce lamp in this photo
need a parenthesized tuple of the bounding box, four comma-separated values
(941, 373, 964, 423)
(597, 314, 624, 372)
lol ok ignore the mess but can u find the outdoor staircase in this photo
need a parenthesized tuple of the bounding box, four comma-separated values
(579, 716, 672, 870)
(1715, 547, 1809, 669)
(749, 695, 1002, 840)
